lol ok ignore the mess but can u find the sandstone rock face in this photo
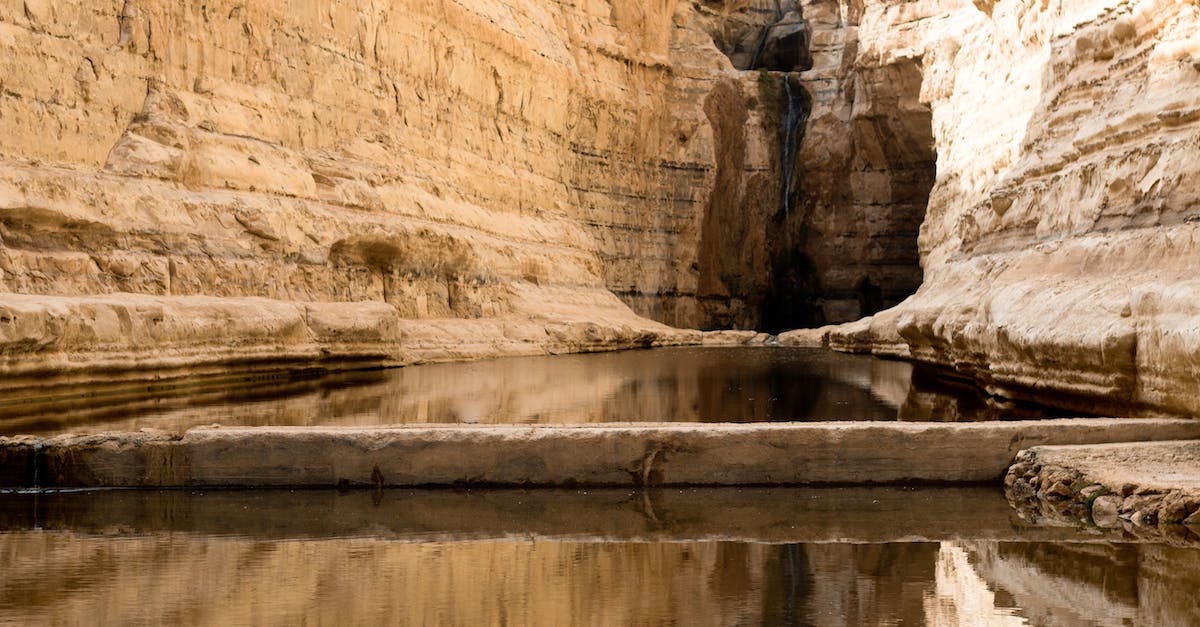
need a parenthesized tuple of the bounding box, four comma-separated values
(2, 0, 1198, 419)
(826, 0, 1200, 417)
(0, 0, 780, 382)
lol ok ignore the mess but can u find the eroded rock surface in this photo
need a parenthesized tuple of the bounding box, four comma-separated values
(823, 0, 1200, 417)
(0, 1, 785, 380)
(1006, 441, 1200, 540)
(1, 0, 1198, 419)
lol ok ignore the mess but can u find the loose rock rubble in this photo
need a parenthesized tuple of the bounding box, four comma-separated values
(1005, 444, 1200, 543)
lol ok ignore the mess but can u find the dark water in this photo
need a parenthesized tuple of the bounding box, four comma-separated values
(1, 487, 1196, 626)
(1, 347, 1072, 436)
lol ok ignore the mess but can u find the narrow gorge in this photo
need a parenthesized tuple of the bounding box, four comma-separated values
(4, 3, 1200, 622)
(1, 0, 1197, 419)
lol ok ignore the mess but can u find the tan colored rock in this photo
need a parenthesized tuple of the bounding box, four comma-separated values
(0, 0, 775, 378)
(777, 326, 830, 347)
(1005, 440, 1200, 535)
(824, 0, 1200, 417)
(700, 330, 760, 345)
(1, 0, 1198, 422)
(1091, 494, 1123, 528)
(5, 418, 1200, 488)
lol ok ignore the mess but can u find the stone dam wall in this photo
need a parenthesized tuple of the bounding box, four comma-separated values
(1, 0, 1198, 417)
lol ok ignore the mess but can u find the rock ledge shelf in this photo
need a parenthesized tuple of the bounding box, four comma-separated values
(4, 419, 1200, 489)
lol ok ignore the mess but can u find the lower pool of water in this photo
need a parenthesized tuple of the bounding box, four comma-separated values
(0, 487, 1194, 625)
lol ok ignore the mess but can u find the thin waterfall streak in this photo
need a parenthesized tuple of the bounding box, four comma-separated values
(779, 73, 806, 218)
(749, 27, 772, 70)
(783, 76, 793, 216)
(750, 1, 788, 69)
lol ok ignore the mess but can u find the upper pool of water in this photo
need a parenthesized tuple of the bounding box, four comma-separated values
(1, 347, 1071, 436)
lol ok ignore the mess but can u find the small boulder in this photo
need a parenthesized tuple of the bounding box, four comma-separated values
(1091, 495, 1123, 528)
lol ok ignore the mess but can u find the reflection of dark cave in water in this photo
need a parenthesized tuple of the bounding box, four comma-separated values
(4, 347, 1083, 436)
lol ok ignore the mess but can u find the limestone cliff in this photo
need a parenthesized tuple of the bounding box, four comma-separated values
(827, 0, 1200, 417)
(2, 0, 1198, 418)
(0, 0, 771, 387)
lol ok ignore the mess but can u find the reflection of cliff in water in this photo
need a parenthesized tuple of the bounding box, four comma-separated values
(3, 487, 1197, 626)
(897, 366, 1080, 422)
(4, 348, 1081, 436)
(933, 541, 1200, 627)
(4, 487, 1195, 624)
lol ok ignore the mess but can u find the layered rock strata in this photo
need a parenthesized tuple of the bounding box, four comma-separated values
(827, 0, 1200, 417)
(2, 0, 1198, 421)
(0, 0, 776, 384)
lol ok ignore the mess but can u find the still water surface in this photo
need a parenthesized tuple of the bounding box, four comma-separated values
(1, 487, 1196, 626)
(3, 347, 1071, 436)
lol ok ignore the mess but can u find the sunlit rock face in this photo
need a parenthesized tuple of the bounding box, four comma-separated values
(0, 0, 762, 378)
(0, 0, 926, 379)
(832, 0, 1200, 417)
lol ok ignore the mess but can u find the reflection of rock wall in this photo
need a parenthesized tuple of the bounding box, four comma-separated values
(8, 510, 1199, 625)
(18, 348, 905, 434)
(830, 0, 1200, 417)
(0, 534, 774, 626)
(927, 543, 1028, 626)
(946, 541, 1200, 627)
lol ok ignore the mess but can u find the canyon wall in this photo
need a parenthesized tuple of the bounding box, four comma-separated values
(2, 0, 1198, 417)
(0, 0, 785, 386)
(828, 0, 1200, 417)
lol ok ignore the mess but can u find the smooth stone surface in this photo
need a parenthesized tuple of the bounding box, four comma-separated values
(1020, 441, 1200, 493)
(4, 419, 1200, 488)
(1092, 494, 1123, 528)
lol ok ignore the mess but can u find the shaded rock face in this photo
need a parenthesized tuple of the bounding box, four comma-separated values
(771, 3, 935, 328)
(698, 0, 933, 331)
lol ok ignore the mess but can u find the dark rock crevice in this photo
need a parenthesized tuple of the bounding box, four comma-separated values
(700, 1, 811, 72)
(764, 54, 935, 329)
(690, 2, 934, 332)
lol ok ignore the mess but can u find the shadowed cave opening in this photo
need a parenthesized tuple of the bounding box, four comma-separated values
(772, 56, 931, 329)
(761, 59, 936, 331)
(698, 2, 935, 332)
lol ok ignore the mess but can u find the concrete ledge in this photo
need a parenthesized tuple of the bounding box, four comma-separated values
(4, 419, 1200, 488)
